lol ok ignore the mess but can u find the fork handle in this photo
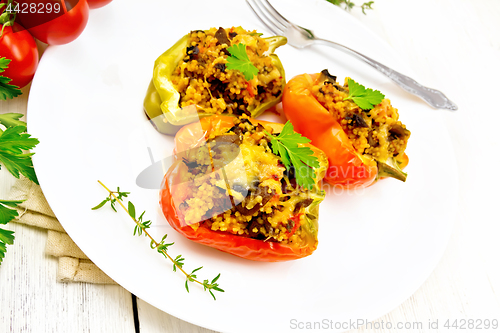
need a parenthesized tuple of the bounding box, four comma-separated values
(315, 38, 458, 110)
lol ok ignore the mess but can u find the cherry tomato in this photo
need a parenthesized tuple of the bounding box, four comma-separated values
(0, 24, 39, 88)
(24, 0, 89, 45)
(86, 0, 112, 9)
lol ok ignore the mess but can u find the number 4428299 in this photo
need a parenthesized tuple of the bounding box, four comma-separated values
(444, 319, 498, 330)
(5, 2, 61, 14)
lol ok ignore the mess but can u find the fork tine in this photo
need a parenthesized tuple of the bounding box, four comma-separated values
(246, 0, 286, 36)
(258, 0, 291, 28)
(247, 0, 286, 34)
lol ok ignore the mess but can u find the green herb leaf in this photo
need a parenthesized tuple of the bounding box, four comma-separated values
(325, 0, 374, 14)
(128, 201, 136, 219)
(0, 118, 39, 184)
(0, 229, 15, 245)
(0, 126, 39, 154)
(265, 121, 320, 190)
(0, 199, 22, 225)
(211, 273, 220, 284)
(344, 78, 385, 110)
(0, 58, 11, 73)
(192, 266, 203, 274)
(91, 198, 109, 210)
(173, 254, 185, 272)
(361, 1, 374, 14)
(0, 151, 38, 184)
(0, 58, 22, 101)
(0, 199, 22, 264)
(0, 228, 14, 245)
(226, 44, 259, 81)
(212, 286, 224, 292)
(0, 227, 15, 257)
(0, 113, 25, 128)
(0, 199, 23, 209)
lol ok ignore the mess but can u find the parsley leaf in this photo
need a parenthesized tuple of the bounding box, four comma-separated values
(343, 78, 385, 110)
(0, 113, 25, 128)
(0, 57, 22, 101)
(0, 200, 22, 226)
(0, 58, 11, 71)
(0, 199, 22, 264)
(0, 110, 38, 265)
(0, 126, 39, 154)
(0, 228, 15, 263)
(226, 44, 259, 81)
(265, 121, 320, 190)
(0, 150, 38, 184)
(0, 119, 39, 184)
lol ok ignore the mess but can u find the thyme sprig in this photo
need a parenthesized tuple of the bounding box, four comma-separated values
(92, 186, 129, 212)
(93, 181, 224, 300)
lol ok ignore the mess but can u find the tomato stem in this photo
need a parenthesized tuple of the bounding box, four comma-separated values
(0, 0, 17, 39)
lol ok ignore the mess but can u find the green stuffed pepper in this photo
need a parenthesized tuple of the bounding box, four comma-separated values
(144, 27, 287, 135)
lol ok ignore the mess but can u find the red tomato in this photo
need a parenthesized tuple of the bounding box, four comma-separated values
(0, 24, 39, 88)
(86, 0, 112, 9)
(26, 0, 89, 45)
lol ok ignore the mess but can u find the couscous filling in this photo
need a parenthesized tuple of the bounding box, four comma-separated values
(176, 117, 318, 247)
(171, 27, 283, 116)
(311, 70, 410, 165)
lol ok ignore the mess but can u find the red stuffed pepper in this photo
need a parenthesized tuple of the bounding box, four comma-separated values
(159, 115, 328, 261)
(282, 70, 410, 188)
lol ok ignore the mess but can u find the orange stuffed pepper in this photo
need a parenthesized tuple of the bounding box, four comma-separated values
(282, 70, 410, 188)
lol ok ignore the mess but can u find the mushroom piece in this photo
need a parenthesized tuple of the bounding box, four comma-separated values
(215, 27, 231, 47)
(389, 124, 410, 138)
(236, 186, 276, 216)
(319, 69, 337, 83)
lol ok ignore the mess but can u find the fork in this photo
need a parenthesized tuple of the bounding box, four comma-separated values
(246, 0, 458, 111)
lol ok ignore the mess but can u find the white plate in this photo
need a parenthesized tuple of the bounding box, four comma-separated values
(28, 0, 458, 332)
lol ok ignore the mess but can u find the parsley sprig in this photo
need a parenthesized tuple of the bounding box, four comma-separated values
(0, 113, 39, 264)
(226, 43, 259, 81)
(93, 181, 224, 300)
(264, 121, 320, 190)
(0, 113, 39, 183)
(0, 58, 22, 101)
(343, 78, 385, 110)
